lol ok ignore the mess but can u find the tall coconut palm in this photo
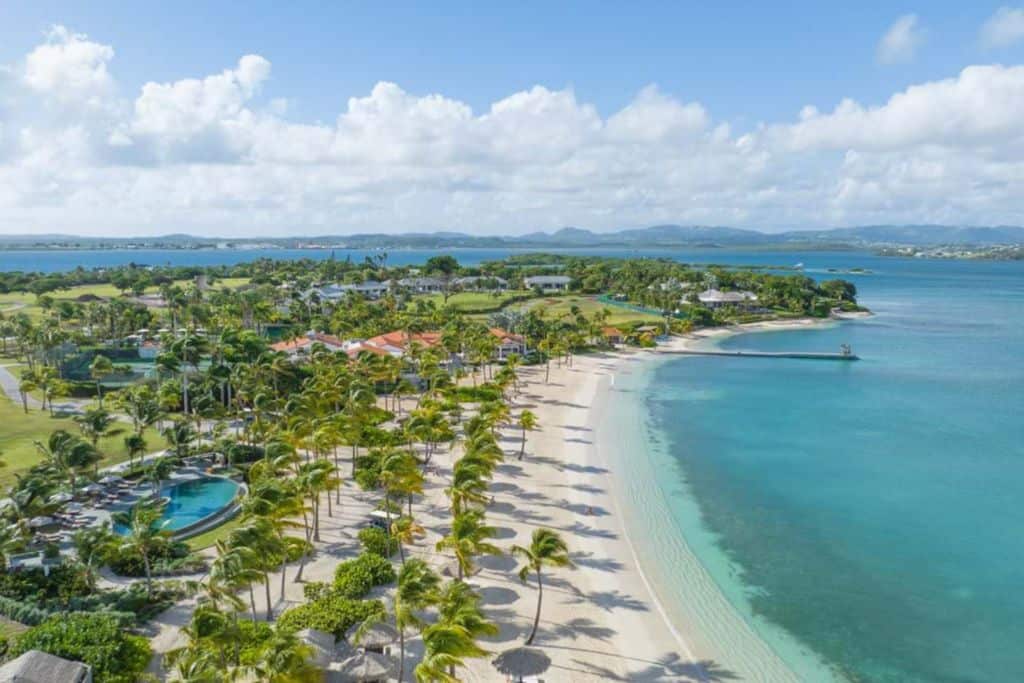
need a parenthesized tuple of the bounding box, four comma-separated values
(435, 510, 501, 580)
(89, 354, 114, 408)
(391, 515, 425, 565)
(112, 498, 169, 597)
(33, 430, 99, 493)
(414, 624, 488, 683)
(511, 528, 573, 645)
(245, 630, 318, 683)
(228, 517, 285, 620)
(517, 410, 537, 460)
(386, 558, 441, 683)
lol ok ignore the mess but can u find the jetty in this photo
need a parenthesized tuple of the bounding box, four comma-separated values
(662, 344, 859, 361)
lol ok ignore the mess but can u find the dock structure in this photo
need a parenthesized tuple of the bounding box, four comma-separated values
(661, 349, 859, 361)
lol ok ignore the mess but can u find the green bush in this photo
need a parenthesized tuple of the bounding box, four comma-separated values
(333, 552, 396, 599)
(0, 566, 92, 607)
(11, 613, 151, 683)
(277, 595, 385, 639)
(0, 595, 50, 626)
(358, 526, 397, 558)
(108, 539, 204, 577)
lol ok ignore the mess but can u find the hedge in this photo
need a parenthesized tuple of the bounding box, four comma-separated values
(10, 613, 151, 683)
(277, 595, 385, 639)
(357, 526, 398, 558)
(333, 553, 395, 599)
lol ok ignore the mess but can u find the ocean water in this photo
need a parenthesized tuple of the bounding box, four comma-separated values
(628, 256, 1024, 681)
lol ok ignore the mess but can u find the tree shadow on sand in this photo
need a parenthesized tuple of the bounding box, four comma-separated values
(570, 550, 625, 573)
(564, 653, 739, 682)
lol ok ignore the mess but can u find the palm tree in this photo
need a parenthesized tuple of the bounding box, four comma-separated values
(391, 515, 425, 565)
(34, 430, 99, 493)
(426, 579, 498, 679)
(146, 456, 177, 495)
(123, 433, 148, 470)
(163, 418, 197, 461)
(517, 409, 537, 460)
(112, 498, 169, 597)
(210, 541, 264, 622)
(74, 407, 122, 475)
(89, 354, 114, 408)
(245, 630, 318, 682)
(228, 517, 285, 620)
(435, 510, 501, 580)
(16, 374, 36, 414)
(511, 528, 573, 645)
(414, 624, 488, 683)
(389, 559, 441, 683)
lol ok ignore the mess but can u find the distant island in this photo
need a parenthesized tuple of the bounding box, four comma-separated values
(0, 224, 1023, 256)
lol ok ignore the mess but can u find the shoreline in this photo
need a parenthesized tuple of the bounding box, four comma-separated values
(458, 316, 849, 681)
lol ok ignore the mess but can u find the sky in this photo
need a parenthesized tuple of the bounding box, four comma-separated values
(2, 2, 1024, 237)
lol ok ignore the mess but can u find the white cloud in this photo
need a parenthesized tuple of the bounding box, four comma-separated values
(23, 25, 115, 103)
(877, 14, 925, 65)
(981, 7, 1024, 48)
(3, 28, 1024, 235)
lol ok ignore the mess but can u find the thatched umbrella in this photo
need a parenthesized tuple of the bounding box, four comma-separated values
(82, 483, 104, 495)
(295, 628, 337, 668)
(99, 475, 123, 485)
(48, 492, 73, 504)
(492, 647, 552, 682)
(345, 622, 398, 653)
(328, 650, 396, 682)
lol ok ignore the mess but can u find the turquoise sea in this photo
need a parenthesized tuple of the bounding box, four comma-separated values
(627, 255, 1024, 682)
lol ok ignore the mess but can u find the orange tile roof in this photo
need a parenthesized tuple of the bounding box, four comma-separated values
(271, 333, 344, 352)
(489, 327, 524, 342)
(365, 330, 443, 350)
(602, 326, 624, 337)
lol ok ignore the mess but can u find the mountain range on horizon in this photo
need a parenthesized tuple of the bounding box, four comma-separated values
(1, 224, 1023, 249)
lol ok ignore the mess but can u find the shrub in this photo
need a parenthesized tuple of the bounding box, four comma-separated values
(358, 526, 397, 558)
(0, 566, 93, 606)
(277, 595, 385, 639)
(0, 595, 49, 626)
(333, 552, 396, 599)
(11, 613, 151, 683)
(108, 539, 204, 577)
(225, 443, 264, 464)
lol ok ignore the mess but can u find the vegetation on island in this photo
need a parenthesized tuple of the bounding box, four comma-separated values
(0, 253, 859, 681)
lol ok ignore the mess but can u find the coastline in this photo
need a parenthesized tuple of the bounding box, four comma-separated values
(456, 317, 848, 681)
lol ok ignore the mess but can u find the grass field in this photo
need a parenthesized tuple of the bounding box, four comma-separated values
(420, 289, 532, 313)
(512, 295, 665, 327)
(0, 395, 162, 487)
(0, 277, 251, 320)
(185, 516, 242, 550)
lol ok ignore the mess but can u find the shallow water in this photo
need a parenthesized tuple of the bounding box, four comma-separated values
(636, 256, 1024, 681)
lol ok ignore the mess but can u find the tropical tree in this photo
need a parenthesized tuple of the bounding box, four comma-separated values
(375, 558, 441, 683)
(435, 510, 501, 580)
(511, 528, 573, 645)
(89, 354, 114, 408)
(34, 430, 99, 493)
(414, 624, 487, 683)
(390, 515, 425, 565)
(112, 498, 169, 597)
(517, 409, 537, 460)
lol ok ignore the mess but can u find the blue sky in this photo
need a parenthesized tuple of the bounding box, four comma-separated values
(2, 3, 1024, 235)
(4, 2, 1021, 128)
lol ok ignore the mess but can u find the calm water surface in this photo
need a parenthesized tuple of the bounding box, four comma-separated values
(643, 255, 1024, 681)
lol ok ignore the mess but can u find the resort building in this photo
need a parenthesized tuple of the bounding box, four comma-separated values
(453, 275, 509, 291)
(347, 330, 446, 359)
(396, 277, 445, 293)
(271, 331, 347, 358)
(308, 280, 391, 302)
(602, 326, 625, 345)
(697, 289, 759, 310)
(523, 275, 571, 292)
(0, 650, 93, 682)
(489, 328, 527, 360)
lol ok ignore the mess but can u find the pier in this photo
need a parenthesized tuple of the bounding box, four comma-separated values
(661, 347, 859, 361)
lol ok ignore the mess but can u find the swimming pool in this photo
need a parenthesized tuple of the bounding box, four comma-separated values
(114, 477, 240, 535)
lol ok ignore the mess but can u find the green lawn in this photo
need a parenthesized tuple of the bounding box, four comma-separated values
(0, 395, 163, 487)
(185, 516, 242, 550)
(516, 295, 664, 327)
(0, 277, 251, 321)
(420, 289, 533, 313)
(0, 615, 27, 639)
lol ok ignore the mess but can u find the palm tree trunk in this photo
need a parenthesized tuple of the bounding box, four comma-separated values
(143, 553, 153, 598)
(264, 573, 274, 620)
(526, 569, 543, 645)
(249, 585, 258, 621)
(398, 630, 405, 683)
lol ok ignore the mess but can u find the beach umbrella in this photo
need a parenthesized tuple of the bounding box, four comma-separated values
(328, 650, 396, 682)
(345, 622, 398, 651)
(65, 502, 84, 514)
(83, 483, 104, 495)
(48, 492, 73, 504)
(492, 647, 552, 682)
(28, 516, 57, 529)
(99, 475, 123, 485)
(295, 628, 336, 668)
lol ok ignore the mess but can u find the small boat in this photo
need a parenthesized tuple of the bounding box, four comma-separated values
(794, 262, 804, 270)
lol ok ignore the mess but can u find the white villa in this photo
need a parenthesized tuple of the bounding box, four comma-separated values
(396, 277, 445, 294)
(271, 331, 348, 358)
(454, 275, 509, 291)
(524, 275, 571, 292)
(697, 289, 760, 310)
